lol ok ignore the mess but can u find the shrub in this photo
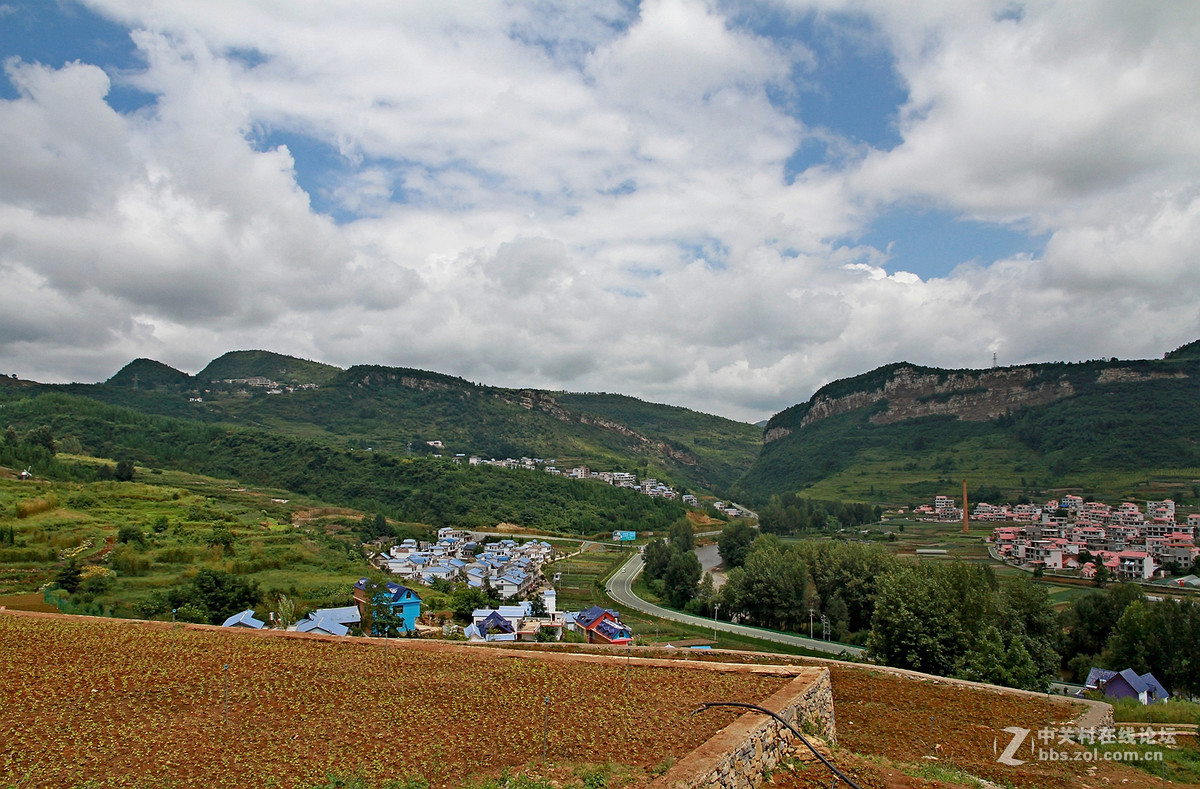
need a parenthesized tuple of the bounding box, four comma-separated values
(117, 525, 146, 546)
(111, 545, 151, 576)
(15, 495, 57, 519)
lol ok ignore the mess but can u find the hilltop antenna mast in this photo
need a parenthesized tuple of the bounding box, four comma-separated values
(992, 352, 997, 368)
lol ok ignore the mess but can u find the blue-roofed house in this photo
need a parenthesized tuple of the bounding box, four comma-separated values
(473, 610, 516, 641)
(572, 605, 633, 645)
(296, 605, 361, 637)
(353, 578, 423, 633)
(222, 609, 265, 629)
(1080, 667, 1171, 705)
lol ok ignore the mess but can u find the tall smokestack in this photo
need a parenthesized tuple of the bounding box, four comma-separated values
(962, 479, 970, 534)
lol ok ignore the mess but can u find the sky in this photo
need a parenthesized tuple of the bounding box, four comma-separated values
(1, 0, 1198, 423)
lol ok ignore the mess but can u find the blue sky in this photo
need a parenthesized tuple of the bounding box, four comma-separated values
(0, 0, 1197, 420)
(0, 1, 150, 109)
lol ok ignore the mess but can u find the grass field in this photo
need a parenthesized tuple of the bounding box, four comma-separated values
(0, 465, 381, 620)
(781, 429, 1200, 508)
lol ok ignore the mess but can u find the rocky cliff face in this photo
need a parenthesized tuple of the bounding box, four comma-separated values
(349, 369, 468, 394)
(503, 390, 700, 466)
(767, 367, 1058, 443)
(765, 364, 1192, 444)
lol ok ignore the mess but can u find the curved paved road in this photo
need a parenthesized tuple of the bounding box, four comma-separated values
(605, 553, 864, 657)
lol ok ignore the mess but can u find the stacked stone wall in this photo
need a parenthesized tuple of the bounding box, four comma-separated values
(652, 667, 834, 789)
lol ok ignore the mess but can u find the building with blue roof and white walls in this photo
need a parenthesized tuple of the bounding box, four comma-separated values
(221, 609, 265, 629)
(295, 606, 361, 637)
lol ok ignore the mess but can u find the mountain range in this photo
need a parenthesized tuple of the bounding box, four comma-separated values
(76, 350, 761, 494)
(6, 339, 1199, 506)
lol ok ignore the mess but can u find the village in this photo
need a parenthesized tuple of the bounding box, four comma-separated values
(911, 494, 1200, 583)
(433, 449, 752, 518)
(219, 527, 636, 648)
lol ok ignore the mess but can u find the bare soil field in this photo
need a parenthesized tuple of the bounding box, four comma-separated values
(3, 611, 1194, 789)
(774, 666, 1191, 789)
(0, 611, 791, 788)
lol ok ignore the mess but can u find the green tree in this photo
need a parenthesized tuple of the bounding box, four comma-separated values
(54, 561, 82, 594)
(174, 603, 210, 624)
(276, 594, 298, 628)
(168, 569, 259, 625)
(206, 524, 236, 555)
(23, 425, 55, 455)
(1101, 600, 1153, 675)
(867, 564, 966, 676)
(668, 518, 695, 552)
(1058, 583, 1144, 680)
(717, 520, 756, 569)
(642, 538, 674, 582)
(114, 459, 135, 482)
(450, 586, 492, 621)
(117, 525, 146, 546)
(371, 591, 405, 637)
(824, 592, 850, 641)
(134, 594, 169, 620)
(720, 539, 808, 631)
(662, 550, 701, 608)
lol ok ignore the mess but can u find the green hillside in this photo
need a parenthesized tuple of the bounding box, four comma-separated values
(555, 391, 761, 486)
(734, 346, 1200, 507)
(196, 349, 343, 386)
(0, 391, 687, 535)
(47, 354, 760, 493)
(0, 468, 369, 619)
(107, 358, 191, 390)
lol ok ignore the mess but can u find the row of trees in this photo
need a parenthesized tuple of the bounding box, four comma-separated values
(704, 525, 1200, 695)
(1058, 583, 1200, 698)
(641, 519, 702, 609)
(867, 562, 1058, 690)
(3, 422, 135, 482)
(129, 569, 260, 625)
(756, 493, 882, 535)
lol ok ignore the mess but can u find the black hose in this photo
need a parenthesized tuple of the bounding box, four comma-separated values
(691, 701, 864, 789)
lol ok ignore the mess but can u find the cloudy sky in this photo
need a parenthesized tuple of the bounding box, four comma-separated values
(1, 0, 1198, 422)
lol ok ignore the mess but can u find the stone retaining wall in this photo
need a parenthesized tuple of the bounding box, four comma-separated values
(652, 667, 834, 789)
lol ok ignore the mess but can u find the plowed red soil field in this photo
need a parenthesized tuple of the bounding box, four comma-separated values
(775, 665, 1188, 789)
(0, 612, 791, 788)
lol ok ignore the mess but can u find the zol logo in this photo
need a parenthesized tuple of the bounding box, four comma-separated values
(998, 726, 1030, 766)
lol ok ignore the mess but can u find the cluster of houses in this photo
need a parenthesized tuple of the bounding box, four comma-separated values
(449, 457, 688, 502)
(460, 590, 633, 646)
(221, 578, 423, 637)
(910, 495, 967, 521)
(189, 378, 319, 402)
(366, 528, 554, 597)
(428, 452, 754, 513)
(222, 578, 636, 647)
(982, 497, 1200, 580)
